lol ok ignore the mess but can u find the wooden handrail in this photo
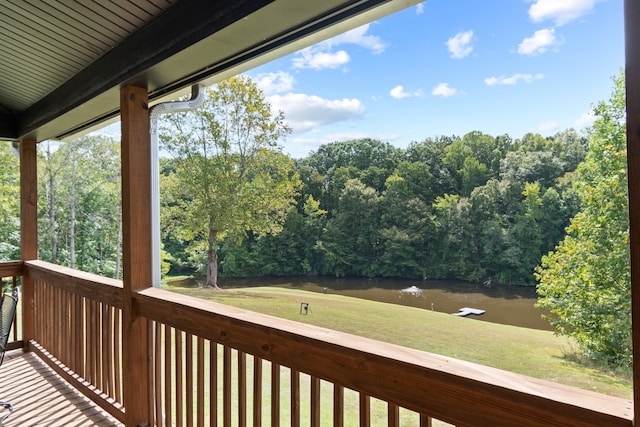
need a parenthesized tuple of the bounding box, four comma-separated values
(0, 261, 23, 278)
(135, 287, 633, 427)
(25, 260, 123, 308)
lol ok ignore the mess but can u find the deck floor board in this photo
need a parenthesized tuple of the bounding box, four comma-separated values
(0, 350, 122, 426)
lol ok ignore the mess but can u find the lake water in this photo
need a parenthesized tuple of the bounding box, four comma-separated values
(174, 276, 553, 331)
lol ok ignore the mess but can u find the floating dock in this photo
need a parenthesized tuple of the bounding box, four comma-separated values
(452, 307, 486, 317)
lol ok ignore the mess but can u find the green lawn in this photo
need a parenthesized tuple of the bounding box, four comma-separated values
(164, 284, 632, 400)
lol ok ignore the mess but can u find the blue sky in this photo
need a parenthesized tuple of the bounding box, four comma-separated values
(247, 0, 624, 158)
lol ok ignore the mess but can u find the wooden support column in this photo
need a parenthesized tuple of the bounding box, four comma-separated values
(121, 85, 153, 427)
(625, 0, 640, 422)
(20, 139, 37, 349)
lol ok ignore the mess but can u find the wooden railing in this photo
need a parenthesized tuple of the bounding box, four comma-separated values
(15, 260, 635, 426)
(26, 260, 125, 423)
(135, 287, 633, 427)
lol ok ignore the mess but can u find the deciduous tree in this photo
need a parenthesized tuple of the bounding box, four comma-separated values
(160, 76, 300, 288)
(536, 73, 630, 367)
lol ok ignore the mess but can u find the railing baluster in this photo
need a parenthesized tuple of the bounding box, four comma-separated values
(359, 394, 370, 427)
(57, 287, 63, 363)
(94, 299, 101, 390)
(93, 299, 100, 387)
(45, 282, 50, 350)
(55, 287, 61, 362)
(186, 333, 194, 427)
(238, 351, 247, 427)
(311, 376, 320, 427)
(291, 369, 300, 427)
(420, 414, 433, 427)
(253, 356, 262, 427)
(75, 293, 83, 378)
(271, 362, 280, 427)
(105, 305, 113, 399)
(164, 325, 173, 427)
(86, 297, 93, 384)
(155, 322, 163, 427)
(210, 341, 218, 427)
(114, 306, 122, 404)
(197, 337, 205, 427)
(176, 329, 184, 427)
(66, 289, 72, 366)
(388, 403, 399, 427)
(333, 384, 344, 427)
(223, 346, 232, 427)
(102, 303, 109, 395)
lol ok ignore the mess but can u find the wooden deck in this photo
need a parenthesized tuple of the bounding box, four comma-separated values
(0, 350, 122, 427)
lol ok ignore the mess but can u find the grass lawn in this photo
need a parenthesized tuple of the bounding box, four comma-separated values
(163, 284, 632, 400)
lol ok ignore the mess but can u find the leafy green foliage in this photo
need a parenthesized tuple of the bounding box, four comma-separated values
(38, 136, 122, 278)
(536, 73, 630, 367)
(0, 143, 20, 260)
(217, 124, 585, 284)
(160, 76, 300, 287)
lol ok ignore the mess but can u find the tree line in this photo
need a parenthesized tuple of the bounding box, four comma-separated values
(0, 92, 588, 287)
(206, 130, 586, 286)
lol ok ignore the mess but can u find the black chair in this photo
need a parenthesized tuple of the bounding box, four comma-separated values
(0, 287, 18, 422)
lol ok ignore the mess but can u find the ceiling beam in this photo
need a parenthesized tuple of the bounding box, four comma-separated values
(0, 113, 17, 139)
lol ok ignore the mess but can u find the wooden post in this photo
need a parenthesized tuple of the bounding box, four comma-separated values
(20, 139, 37, 349)
(120, 85, 153, 427)
(625, 0, 640, 422)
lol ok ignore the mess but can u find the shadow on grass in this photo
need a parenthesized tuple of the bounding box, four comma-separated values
(554, 350, 632, 391)
(166, 285, 275, 301)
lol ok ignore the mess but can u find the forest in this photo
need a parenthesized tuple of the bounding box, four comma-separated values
(206, 131, 585, 285)
(9, 128, 585, 287)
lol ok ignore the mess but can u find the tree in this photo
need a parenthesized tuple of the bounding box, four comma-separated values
(405, 136, 457, 197)
(500, 150, 565, 188)
(378, 175, 432, 278)
(317, 179, 380, 277)
(160, 76, 300, 288)
(0, 143, 20, 260)
(535, 72, 630, 367)
(38, 136, 122, 277)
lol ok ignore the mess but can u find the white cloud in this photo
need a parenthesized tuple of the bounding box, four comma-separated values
(416, 3, 424, 14)
(517, 28, 561, 56)
(484, 73, 544, 85)
(292, 49, 350, 70)
(390, 85, 424, 99)
(431, 83, 459, 97)
(446, 30, 474, 59)
(268, 93, 365, 133)
(529, 0, 596, 26)
(292, 24, 386, 70)
(575, 110, 596, 128)
(324, 24, 387, 54)
(254, 71, 295, 95)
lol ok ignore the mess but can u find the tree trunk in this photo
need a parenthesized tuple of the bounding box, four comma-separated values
(206, 228, 219, 288)
(49, 166, 57, 262)
(69, 141, 76, 269)
(46, 143, 58, 263)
